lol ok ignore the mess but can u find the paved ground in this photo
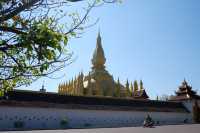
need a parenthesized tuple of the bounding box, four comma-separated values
(1, 124, 200, 133)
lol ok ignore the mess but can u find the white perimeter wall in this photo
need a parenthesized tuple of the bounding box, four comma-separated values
(0, 106, 192, 130)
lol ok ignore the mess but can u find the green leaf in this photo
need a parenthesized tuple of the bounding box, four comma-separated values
(63, 36, 68, 45)
(70, 32, 76, 37)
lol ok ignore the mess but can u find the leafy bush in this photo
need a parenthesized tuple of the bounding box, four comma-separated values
(14, 121, 24, 128)
(60, 117, 69, 127)
(84, 123, 91, 127)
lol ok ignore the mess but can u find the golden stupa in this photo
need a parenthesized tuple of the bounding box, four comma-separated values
(58, 32, 149, 99)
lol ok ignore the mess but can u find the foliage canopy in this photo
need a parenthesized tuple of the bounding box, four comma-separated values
(0, 0, 118, 92)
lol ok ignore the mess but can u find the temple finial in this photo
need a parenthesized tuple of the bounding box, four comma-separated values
(42, 80, 45, 89)
(182, 78, 188, 87)
(183, 78, 187, 83)
(40, 80, 46, 92)
(98, 27, 101, 37)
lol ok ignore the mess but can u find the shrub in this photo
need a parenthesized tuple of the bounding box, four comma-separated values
(14, 121, 24, 128)
(60, 117, 69, 127)
(84, 123, 91, 127)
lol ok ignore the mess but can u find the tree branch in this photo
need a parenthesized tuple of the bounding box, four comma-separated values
(0, 26, 26, 34)
(0, 0, 42, 22)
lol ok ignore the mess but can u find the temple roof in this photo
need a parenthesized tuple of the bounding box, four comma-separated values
(176, 80, 196, 95)
(133, 89, 149, 100)
(178, 80, 193, 90)
(171, 80, 200, 101)
(0, 89, 189, 113)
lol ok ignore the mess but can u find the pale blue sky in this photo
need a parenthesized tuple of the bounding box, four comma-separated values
(19, 0, 200, 99)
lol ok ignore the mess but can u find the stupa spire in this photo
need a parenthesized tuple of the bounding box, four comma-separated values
(92, 31, 106, 69)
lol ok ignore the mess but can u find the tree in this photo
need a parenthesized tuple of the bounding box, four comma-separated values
(0, 0, 118, 92)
